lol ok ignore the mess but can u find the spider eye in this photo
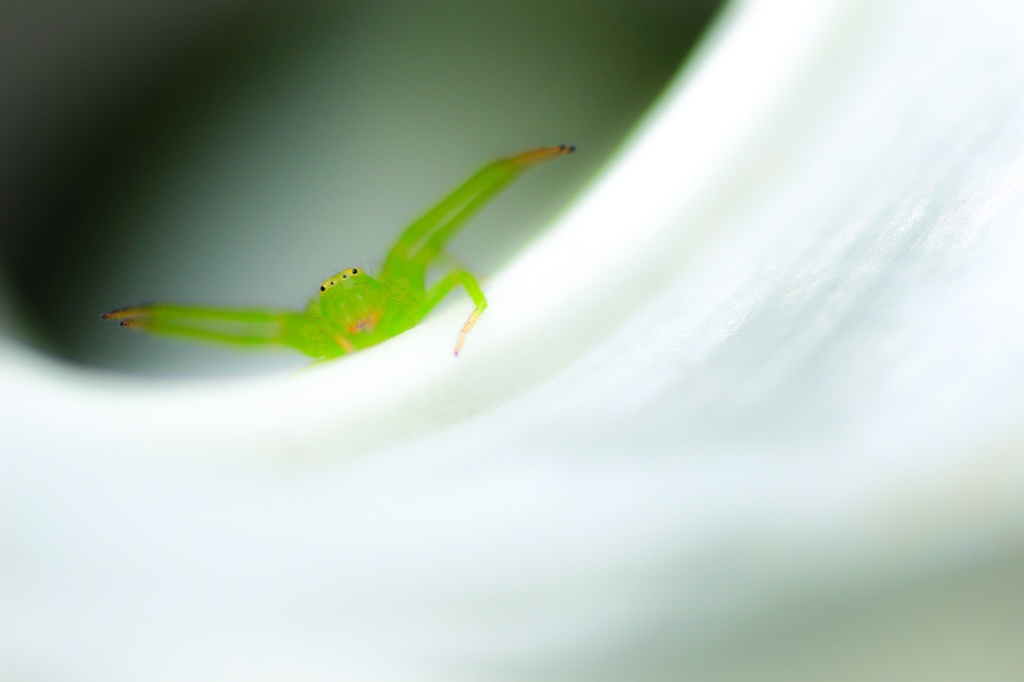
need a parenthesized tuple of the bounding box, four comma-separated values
(319, 285, 326, 292)
(351, 268, 358, 274)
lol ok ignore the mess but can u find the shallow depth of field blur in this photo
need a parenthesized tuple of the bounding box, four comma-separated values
(5, 1, 1024, 680)
(0, 0, 719, 376)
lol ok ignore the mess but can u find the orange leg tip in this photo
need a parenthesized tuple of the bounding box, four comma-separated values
(102, 307, 144, 321)
(453, 308, 484, 356)
(510, 144, 578, 168)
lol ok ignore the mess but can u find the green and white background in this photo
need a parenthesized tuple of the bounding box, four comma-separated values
(3, 0, 1024, 679)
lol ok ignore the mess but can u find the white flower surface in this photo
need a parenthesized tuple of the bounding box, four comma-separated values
(5, 0, 1024, 679)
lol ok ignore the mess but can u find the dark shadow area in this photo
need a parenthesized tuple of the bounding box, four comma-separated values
(0, 1, 355, 352)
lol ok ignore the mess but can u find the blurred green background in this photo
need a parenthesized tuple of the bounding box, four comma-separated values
(0, 0, 723, 376)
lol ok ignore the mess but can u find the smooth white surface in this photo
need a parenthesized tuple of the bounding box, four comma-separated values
(5, 0, 1024, 679)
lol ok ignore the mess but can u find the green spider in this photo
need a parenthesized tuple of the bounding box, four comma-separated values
(102, 144, 575, 358)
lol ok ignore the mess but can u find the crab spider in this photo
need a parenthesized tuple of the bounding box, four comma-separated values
(103, 145, 575, 359)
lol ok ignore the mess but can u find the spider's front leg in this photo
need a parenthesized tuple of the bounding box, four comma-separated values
(377, 145, 574, 356)
(102, 303, 327, 357)
(420, 270, 488, 355)
(384, 145, 576, 272)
